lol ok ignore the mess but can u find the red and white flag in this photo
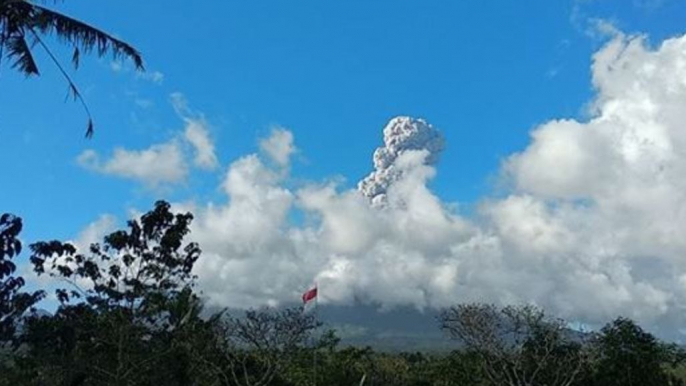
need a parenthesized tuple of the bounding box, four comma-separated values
(302, 286, 317, 304)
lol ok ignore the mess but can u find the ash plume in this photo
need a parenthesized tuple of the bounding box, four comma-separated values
(358, 116, 445, 205)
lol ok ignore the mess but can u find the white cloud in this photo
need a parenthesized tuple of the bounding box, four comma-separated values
(172, 92, 219, 170)
(77, 31, 686, 338)
(137, 70, 165, 85)
(78, 142, 189, 188)
(78, 93, 218, 186)
(23, 214, 118, 299)
(110, 61, 123, 73)
(110, 60, 164, 85)
(170, 92, 191, 116)
(134, 99, 154, 109)
(259, 127, 296, 167)
(185, 119, 218, 170)
(497, 31, 686, 331)
(74, 214, 118, 250)
(182, 143, 471, 310)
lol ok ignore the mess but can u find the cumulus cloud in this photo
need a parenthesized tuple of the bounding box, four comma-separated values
(176, 131, 471, 310)
(24, 214, 118, 297)
(78, 93, 218, 186)
(77, 30, 686, 338)
(259, 127, 296, 167)
(77, 142, 189, 187)
(74, 214, 118, 250)
(185, 120, 218, 170)
(497, 30, 686, 331)
(172, 92, 219, 170)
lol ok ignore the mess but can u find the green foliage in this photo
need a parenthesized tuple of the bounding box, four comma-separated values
(30, 200, 200, 317)
(3, 201, 210, 385)
(440, 303, 589, 386)
(282, 339, 487, 386)
(590, 317, 685, 386)
(0, 213, 44, 346)
(201, 307, 321, 386)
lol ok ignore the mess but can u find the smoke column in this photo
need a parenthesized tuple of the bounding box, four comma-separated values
(358, 116, 445, 206)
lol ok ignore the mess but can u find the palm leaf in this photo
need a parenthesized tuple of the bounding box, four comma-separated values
(5, 32, 38, 75)
(0, 1, 144, 137)
(26, 25, 95, 138)
(28, 3, 143, 69)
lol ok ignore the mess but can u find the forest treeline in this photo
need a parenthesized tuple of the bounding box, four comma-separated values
(2, 201, 686, 386)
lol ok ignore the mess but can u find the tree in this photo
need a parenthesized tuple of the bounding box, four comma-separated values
(30, 200, 200, 317)
(308, 345, 375, 386)
(410, 350, 488, 386)
(204, 307, 320, 386)
(0, 213, 43, 347)
(439, 303, 588, 386)
(0, 0, 143, 137)
(591, 317, 683, 386)
(19, 200, 204, 385)
(0, 213, 44, 386)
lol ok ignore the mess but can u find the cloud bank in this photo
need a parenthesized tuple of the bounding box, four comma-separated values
(80, 31, 686, 337)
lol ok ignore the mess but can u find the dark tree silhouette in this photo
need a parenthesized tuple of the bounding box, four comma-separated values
(22, 201, 205, 385)
(591, 317, 684, 386)
(0, 0, 144, 137)
(208, 307, 320, 386)
(439, 303, 589, 386)
(30, 200, 200, 320)
(0, 213, 43, 346)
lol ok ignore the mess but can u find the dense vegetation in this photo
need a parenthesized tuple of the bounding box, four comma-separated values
(2, 202, 686, 385)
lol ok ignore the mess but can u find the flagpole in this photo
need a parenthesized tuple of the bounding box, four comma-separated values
(313, 281, 318, 386)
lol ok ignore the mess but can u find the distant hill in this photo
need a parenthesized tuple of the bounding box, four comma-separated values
(312, 304, 458, 353)
(206, 302, 458, 352)
(25, 305, 594, 353)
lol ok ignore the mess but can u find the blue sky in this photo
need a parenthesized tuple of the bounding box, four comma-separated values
(1, 0, 681, 241)
(4, 0, 686, 333)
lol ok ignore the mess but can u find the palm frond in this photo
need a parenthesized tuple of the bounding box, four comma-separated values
(27, 25, 94, 138)
(70, 44, 78, 68)
(28, 3, 143, 69)
(0, 1, 144, 137)
(5, 32, 38, 75)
